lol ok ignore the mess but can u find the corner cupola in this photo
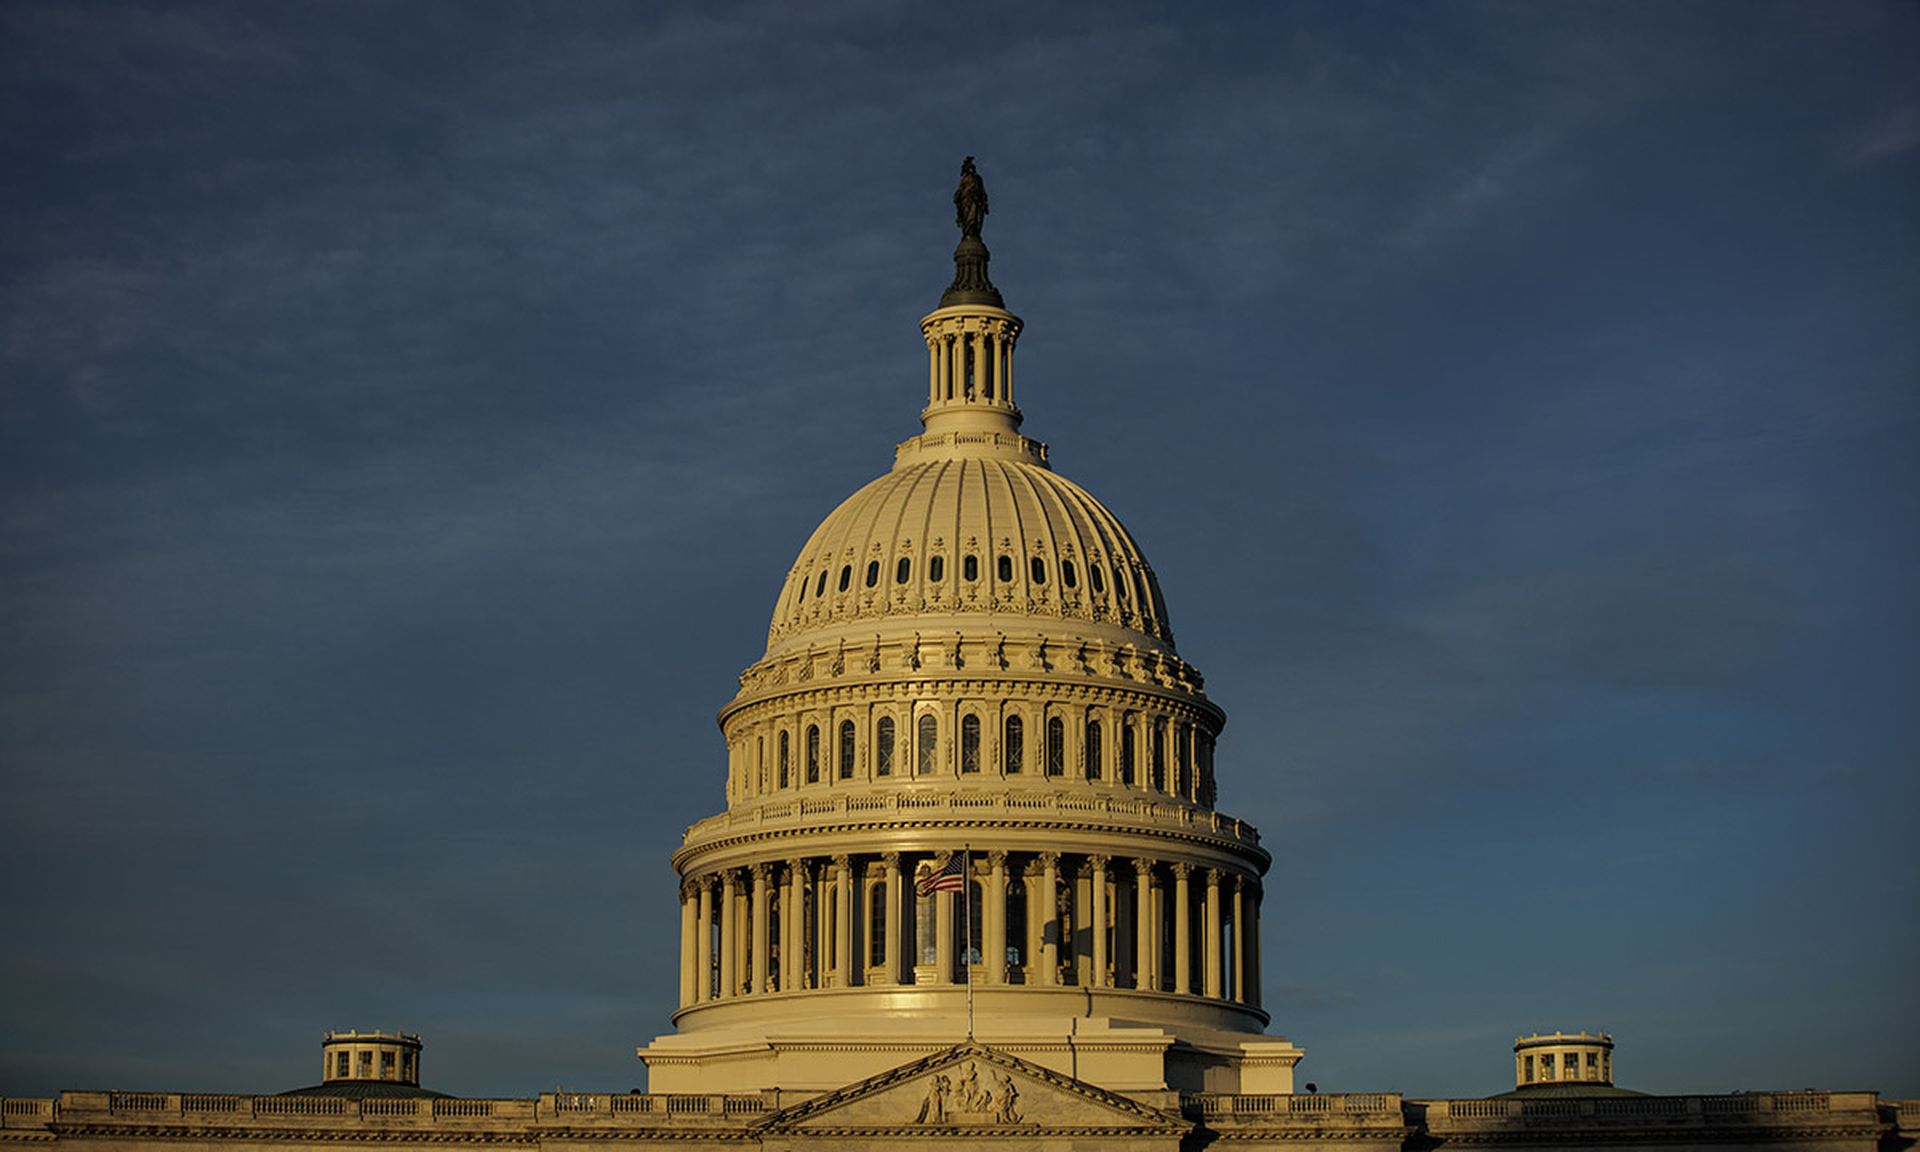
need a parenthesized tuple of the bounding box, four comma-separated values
(917, 157, 1029, 450)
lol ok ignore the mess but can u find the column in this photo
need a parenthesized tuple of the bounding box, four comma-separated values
(948, 332, 962, 401)
(935, 866, 954, 983)
(751, 864, 771, 996)
(1134, 859, 1154, 991)
(1089, 855, 1109, 988)
(1231, 875, 1246, 1004)
(718, 870, 739, 999)
(882, 852, 903, 985)
(988, 328, 1002, 400)
(1204, 868, 1222, 999)
(985, 851, 1008, 984)
(678, 879, 697, 1007)
(927, 338, 940, 407)
(1003, 324, 1014, 405)
(833, 854, 853, 989)
(1248, 882, 1263, 1008)
(695, 877, 714, 1003)
(1023, 860, 1043, 982)
(1038, 852, 1059, 986)
(782, 859, 801, 992)
(1172, 862, 1192, 995)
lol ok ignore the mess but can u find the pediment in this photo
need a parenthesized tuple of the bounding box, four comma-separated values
(755, 1041, 1187, 1137)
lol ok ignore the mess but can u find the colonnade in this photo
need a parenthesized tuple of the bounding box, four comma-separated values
(676, 850, 1262, 1013)
(924, 316, 1017, 409)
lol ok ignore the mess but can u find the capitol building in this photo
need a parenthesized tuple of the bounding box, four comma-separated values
(2, 163, 1912, 1151)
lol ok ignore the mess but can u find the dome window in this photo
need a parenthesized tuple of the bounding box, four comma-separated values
(1062, 560, 1077, 589)
(963, 555, 978, 582)
(838, 719, 856, 779)
(1120, 716, 1137, 786)
(816, 570, 828, 598)
(838, 565, 851, 592)
(875, 716, 895, 777)
(997, 555, 1013, 582)
(778, 731, 791, 788)
(1114, 567, 1130, 602)
(1030, 557, 1046, 584)
(1003, 714, 1024, 774)
(1045, 716, 1065, 776)
(1150, 719, 1167, 792)
(895, 557, 911, 584)
(806, 725, 821, 784)
(960, 715, 981, 774)
(1090, 564, 1105, 594)
(929, 555, 945, 582)
(916, 715, 938, 775)
(865, 560, 880, 588)
(1084, 719, 1103, 780)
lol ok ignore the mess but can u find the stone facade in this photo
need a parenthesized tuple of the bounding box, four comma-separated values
(6, 1062, 1913, 1151)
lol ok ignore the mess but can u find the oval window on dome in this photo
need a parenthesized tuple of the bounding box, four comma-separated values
(1062, 560, 1077, 589)
(838, 565, 851, 592)
(929, 555, 945, 582)
(1113, 566, 1129, 601)
(896, 557, 911, 584)
(816, 570, 828, 598)
(1090, 563, 1105, 594)
(1031, 557, 1047, 585)
(963, 555, 978, 582)
(997, 555, 1013, 582)
(865, 560, 880, 588)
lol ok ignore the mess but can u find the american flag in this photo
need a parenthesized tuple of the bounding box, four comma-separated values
(915, 853, 967, 897)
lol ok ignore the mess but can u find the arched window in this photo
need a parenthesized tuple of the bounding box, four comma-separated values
(778, 730, 791, 788)
(1084, 719, 1102, 780)
(896, 557, 911, 584)
(1045, 716, 1065, 776)
(838, 565, 851, 592)
(865, 560, 880, 588)
(997, 555, 1013, 582)
(960, 714, 981, 774)
(916, 715, 938, 775)
(1120, 717, 1137, 786)
(1150, 719, 1166, 791)
(963, 554, 978, 582)
(929, 555, 945, 582)
(875, 716, 895, 777)
(1062, 559, 1077, 588)
(806, 724, 821, 784)
(1030, 556, 1047, 584)
(1003, 714, 1024, 774)
(839, 719, 856, 779)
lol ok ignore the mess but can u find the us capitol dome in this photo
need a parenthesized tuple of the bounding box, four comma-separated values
(639, 159, 1303, 1096)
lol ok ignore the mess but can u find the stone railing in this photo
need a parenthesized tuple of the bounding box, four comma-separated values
(1182, 1092, 1400, 1119)
(1415, 1090, 1883, 1133)
(685, 789, 1261, 848)
(1, 1091, 776, 1130)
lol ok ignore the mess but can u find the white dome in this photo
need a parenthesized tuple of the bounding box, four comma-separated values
(765, 447, 1173, 661)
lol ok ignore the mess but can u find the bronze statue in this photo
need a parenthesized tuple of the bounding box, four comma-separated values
(955, 156, 988, 238)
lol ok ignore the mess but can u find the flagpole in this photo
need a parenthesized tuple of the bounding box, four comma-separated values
(964, 844, 974, 1041)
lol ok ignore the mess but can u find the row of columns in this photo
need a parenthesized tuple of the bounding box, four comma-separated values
(925, 321, 1015, 409)
(676, 851, 1263, 1011)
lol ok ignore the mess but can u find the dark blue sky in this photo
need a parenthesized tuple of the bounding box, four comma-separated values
(3, 1, 1915, 1100)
